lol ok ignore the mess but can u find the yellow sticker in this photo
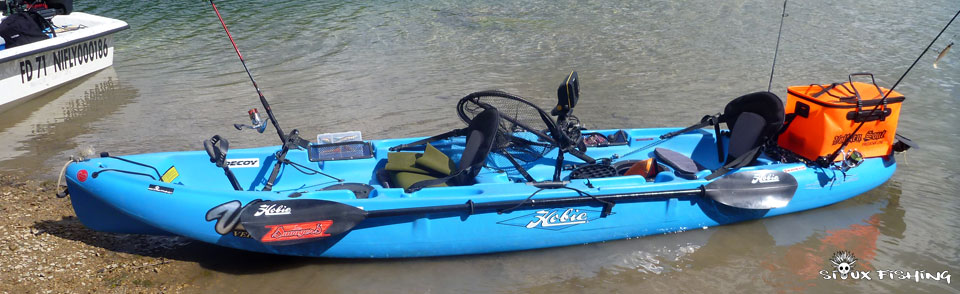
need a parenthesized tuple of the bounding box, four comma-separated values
(161, 166, 179, 183)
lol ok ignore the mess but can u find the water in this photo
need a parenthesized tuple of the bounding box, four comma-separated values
(2, 0, 959, 292)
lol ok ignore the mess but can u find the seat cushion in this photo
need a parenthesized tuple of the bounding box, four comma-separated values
(384, 143, 457, 189)
(384, 152, 431, 174)
(416, 144, 456, 176)
(654, 147, 700, 179)
(391, 171, 448, 190)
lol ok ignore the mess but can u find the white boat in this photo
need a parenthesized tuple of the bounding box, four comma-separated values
(0, 12, 128, 113)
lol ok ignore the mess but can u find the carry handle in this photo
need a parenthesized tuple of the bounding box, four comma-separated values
(847, 73, 885, 101)
(847, 72, 888, 122)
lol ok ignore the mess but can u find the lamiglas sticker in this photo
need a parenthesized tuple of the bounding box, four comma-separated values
(225, 158, 260, 168)
(161, 166, 179, 183)
(783, 165, 807, 173)
(498, 208, 602, 231)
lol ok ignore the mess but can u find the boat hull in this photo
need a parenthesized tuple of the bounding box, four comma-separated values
(63, 128, 897, 258)
(0, 12, 128, 113)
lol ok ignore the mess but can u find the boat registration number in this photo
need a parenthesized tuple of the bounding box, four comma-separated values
(17, 37, 111, 84)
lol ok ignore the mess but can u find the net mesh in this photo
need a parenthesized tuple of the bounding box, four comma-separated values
(457, 91, 558, 176)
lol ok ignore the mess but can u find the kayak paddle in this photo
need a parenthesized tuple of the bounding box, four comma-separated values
(238, 169, 797, 245)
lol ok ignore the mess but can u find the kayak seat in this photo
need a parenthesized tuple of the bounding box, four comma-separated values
(654, 148, 705, 180)
(653, 109, 770, 180)
(383, 145, 454, 190)
(383, 108, 501, 192)
(726, 112, 766, 161)
(706, 92, 785, 180)
(720, 91, 785, 149)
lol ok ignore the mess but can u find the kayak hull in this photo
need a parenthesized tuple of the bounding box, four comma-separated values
(63, 128, 896, 258)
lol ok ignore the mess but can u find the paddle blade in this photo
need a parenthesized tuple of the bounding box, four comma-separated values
(704, 170, 797, 209)
(239, 199, 366, 246)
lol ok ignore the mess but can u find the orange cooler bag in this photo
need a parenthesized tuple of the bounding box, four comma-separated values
(778, 75, 904, 162)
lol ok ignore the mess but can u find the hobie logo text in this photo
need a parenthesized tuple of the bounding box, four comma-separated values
(752, 173, 780, 184)
(254, 204, 291, 216)
(526, 209, 589, 228)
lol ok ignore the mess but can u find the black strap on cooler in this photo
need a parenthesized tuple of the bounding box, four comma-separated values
(778, 113, 798, 135)
(847, 108, 892, 122)
(810, 82, 859, 102)
(810, 83, 840, 98)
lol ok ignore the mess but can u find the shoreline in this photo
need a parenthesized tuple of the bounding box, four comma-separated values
(0, 172, 198, 293)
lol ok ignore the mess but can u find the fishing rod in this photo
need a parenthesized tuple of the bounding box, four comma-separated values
(767, 0, 788, 92)
(618, 2, 789, 160)
(825, 8, 960, 164)
(208, 0, 286, 144)
(208, 0, 328, 191)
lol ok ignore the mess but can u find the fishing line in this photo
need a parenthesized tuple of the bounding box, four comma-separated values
(618, 2, 788, 160)
(827, 8, 960, 164)
(884, 10, 960, 96)
(767, 0, 788, 92)
(615, 137, 667, 159)
(209, 0, 287, 144)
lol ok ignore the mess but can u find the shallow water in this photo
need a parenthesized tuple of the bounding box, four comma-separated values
(1, 0, 958, 292)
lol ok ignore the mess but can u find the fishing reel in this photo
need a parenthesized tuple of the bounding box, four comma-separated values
(557, 114, 586, 151)
(234, 108, 269, 133)
(837, 148, 864, 173)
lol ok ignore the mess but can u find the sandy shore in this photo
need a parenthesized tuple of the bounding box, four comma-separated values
(0, 173, 200, 293)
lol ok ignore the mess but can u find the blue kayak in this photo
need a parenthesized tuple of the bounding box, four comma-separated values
(61, 76, 908, 258)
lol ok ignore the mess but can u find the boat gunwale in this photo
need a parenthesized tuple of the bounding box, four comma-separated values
(0, 15, 129, 64)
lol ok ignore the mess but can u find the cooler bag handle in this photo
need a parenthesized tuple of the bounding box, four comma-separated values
(847, 72, 888, 122)
(809, 83, 840, 98)
(809, 74, 884, 105)
(809, 83, 858, 102)
(847, 72, 884, 101)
